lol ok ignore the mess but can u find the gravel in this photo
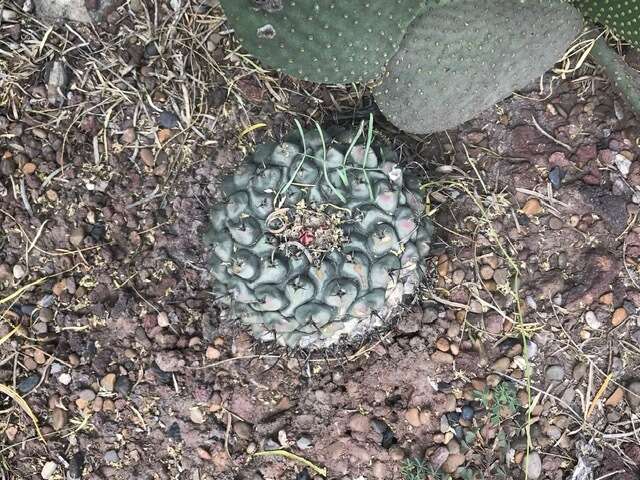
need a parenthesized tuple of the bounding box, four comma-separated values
(545, 365, 565, 382)
(525, 452, 542, 479)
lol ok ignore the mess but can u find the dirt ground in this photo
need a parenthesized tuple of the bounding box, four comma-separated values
(1, 1, 640, 480)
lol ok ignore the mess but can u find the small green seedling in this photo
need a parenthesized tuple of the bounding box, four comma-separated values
(401, 458, 451, 480)
(474, 382, 520, 426)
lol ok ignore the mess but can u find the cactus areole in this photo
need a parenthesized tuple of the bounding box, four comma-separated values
(205, 128, 433, 348)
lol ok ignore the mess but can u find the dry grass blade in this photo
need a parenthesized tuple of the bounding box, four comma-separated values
(586, 373, 612, 419)
(253, 449, 327, 477)
(0, 384, 45, 444)
(0, 324, 20, 348)
(0, 277, 47, 306)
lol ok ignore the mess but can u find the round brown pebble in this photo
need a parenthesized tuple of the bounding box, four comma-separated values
(206, 346, 221, 360)
(45, 190, 58, 202)
(437, 254, 450, 277)
(405, 408, 421, 427)
(493, 357, 511, 373)
(33, 349, 46, 364)
(51, 408, 67, 430)
(521, 198, 542, 216)
(22, 162, 36, 175)
(605, 387, 625, 407)
(431, 351, 454, 364)
(140, 148, 155, 167)
(612, 307, 627, 326)
(435, 337, 450, 352)
(102, 399, 115, 412)
(599, 292, 614, 305)
(479, 264, 494, 281)
(442, 453, 465, 473)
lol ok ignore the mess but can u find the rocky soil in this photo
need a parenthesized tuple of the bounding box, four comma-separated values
(0, 1, 639, 479)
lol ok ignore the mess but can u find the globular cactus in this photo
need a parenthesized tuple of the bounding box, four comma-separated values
(205, 126, 433, 348)
(375, 0, 583, 133)
(572, 0, 640, 48)
(219, 0, 424, 83)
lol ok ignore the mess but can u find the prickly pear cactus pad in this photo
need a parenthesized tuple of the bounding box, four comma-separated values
(219, 0, 423, 83)
(572, 0, 640, 48)
(205, 126, 433, 348)
(375, 0, 583, 134)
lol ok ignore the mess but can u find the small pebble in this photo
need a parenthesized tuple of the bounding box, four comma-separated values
(479, 264, 494, 281)
(100, 373, 116, 392)
(22, 162, 36, 175)
(41, 461, 57, 479)
(521, 198, 542, 216)
(615, 154, 631, 177)
(405, 408, 421, 428)
(52, 408, 67, 430)
(389, 446, 405, 461)
(605, 387, 624, 407)
(190, 406, 206, 424)
(492, 357, 511, 373)
(157, 311, 170, 327)
(432, 351, 454, 364)
(452, 269, 465, 285)
(545, 365, 565, 382)
(524, 452, 542, 480)
(442, 453, 465, 474)
(234, 421, 252, 439)
(1, 8, 18, 21)
(58, 372, 71, 385)
(548, 166, 563, 188)
(69, 227, 85, 247)
(348, 414, 369, 433)
(437, 254, 450, 277)
(140, 148, 155, 167)
(104, 450, 119, 464)
(159, 110, 179, 128)
(205, 346, 221, 360)
(121, 127, 136, 144)
(115, 376, 132, 396)
(461, 405, 474, 421)
(78, 389, 96, 402)
(12, 264, 26, 280)
(296, 436, 312, 450)
(611, 307, 627, 327)
(435, 337, 450, 352)
(439, 415, 450, 433)
(573, 363, 587, 382)
(430, 446, 449, 470)
(584, 311, 601, 329)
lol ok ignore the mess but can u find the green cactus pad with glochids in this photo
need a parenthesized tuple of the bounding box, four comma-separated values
(205, 125, 433, 348)
(375, 0, 583, 134)
(219, 0, 424, 84)
(572, 0, 640, 48)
